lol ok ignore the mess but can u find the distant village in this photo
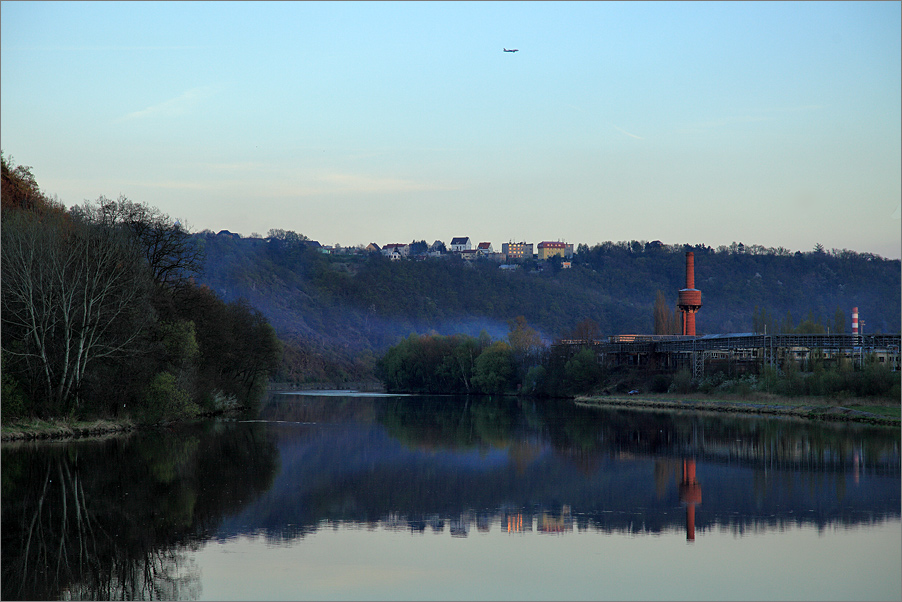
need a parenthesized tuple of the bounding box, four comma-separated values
(207, 230, 576, 268)
(371, 238, 575, 266)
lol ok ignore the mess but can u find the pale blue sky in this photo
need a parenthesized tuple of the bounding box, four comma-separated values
(2, 1, 900, 258)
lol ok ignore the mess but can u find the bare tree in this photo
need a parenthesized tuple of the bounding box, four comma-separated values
(507, 316, 545, 380)
(1, 210, 153, 411)
(72, 196, 204, 288)
(653, 290, 680, 335)
(569, 317, 602, 344)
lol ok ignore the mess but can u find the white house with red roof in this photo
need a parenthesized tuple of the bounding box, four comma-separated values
(381, 243, 409, 259)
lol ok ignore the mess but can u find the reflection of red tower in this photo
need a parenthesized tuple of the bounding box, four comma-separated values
(679, 459, 702, 541)
(678, 252, 702, 336)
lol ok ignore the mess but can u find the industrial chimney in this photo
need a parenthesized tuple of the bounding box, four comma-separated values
(678, 252, 702, 336)
(852, 307, 859, 336)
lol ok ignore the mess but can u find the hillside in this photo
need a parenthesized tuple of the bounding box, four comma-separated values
(196, 232, 900, 381)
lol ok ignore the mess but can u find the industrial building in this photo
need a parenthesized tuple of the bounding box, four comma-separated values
(555, 252, 900, 377)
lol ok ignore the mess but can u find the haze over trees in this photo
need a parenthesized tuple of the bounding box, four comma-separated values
(1, 155, 281, 423)
(197, 228, 899, 385)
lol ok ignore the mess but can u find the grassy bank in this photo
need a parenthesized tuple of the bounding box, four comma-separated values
(575, 392, 901, 426)
(1, 418, 138, 442)
(0, 404, 261, 443)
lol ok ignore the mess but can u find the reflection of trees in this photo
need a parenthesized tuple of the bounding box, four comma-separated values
(259, 392, 379, 425)
(1, 422, 278, 600)
(212, 394, 900, 547)
(559, 401, 901, 475)
(378, 395, 523, 451)
(378, 394, 900, 476)
(61, 546, 201, 601)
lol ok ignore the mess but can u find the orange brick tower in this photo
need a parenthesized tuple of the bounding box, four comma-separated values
(678, 252, 702, 336)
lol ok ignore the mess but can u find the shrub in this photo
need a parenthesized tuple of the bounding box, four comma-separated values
(1, 355, 28, 421)
(669, 369, 694, 394)
(523, 365, 547, 395)
(141, 371, 198, 423)
(650, 373, 671, 393)
(200, 390, 240, 413)
(563, 348, 604, 395)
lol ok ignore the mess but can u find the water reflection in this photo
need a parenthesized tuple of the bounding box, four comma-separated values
(2, 393, 899, 600)
(230, 394, 898, 543)
(1, 421, 278, 600)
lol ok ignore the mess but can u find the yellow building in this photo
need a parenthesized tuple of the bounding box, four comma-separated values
(537, 241, 573, 260)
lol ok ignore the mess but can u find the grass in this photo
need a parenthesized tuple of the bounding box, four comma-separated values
(2, 404, 248, 443)
(847, 404, 901, 418)
(1, 417, 136, 442)
(576, 392, 900, 426)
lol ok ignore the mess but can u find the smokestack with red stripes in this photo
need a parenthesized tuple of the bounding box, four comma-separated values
(852, 307, 859, 336)
(678, 252, 702, 336)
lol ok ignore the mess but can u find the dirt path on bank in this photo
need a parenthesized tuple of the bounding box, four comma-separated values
(575, 394, 901, 427)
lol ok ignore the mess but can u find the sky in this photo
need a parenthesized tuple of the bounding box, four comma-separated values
(2, 1, 900, 258)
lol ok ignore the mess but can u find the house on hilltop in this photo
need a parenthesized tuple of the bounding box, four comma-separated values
(450, 237, 471, 252)
(476, 242, 494, 255)
(501, 242, 533, 261)
(381, 243, 409, 258)
(537, 241, 573, 260)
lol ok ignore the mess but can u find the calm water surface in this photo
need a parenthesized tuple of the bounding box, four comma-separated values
(2, 392, 899, 600)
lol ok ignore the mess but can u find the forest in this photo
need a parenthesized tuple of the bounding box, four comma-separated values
(1, 155, 282, 424)
(196, 226, 900, 386)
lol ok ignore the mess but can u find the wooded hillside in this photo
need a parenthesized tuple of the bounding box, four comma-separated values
(1, 156, 282, 422)
(196, 231, 900, 382)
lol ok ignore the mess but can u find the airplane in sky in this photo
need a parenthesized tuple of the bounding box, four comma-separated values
(503, 48, 518, 53)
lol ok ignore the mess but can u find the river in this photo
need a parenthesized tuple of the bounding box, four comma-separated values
(2, 392, 899, 600)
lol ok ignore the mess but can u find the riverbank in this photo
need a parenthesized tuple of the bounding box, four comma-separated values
(4, 391, 898, 442)
(0, 406, 254, 443)
(575, 392, 901, 426)
(1, 418, 139, 442)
